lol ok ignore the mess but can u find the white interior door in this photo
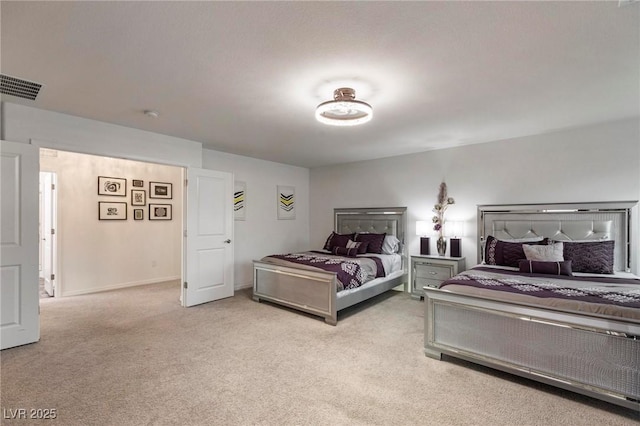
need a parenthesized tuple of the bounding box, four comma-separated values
(183, 168, 234, 307)
(1, 140, 40, 349)
(41, 172, 57, 296)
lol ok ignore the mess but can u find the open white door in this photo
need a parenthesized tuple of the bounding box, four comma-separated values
(183, 168, 234, 307)
(41, 172, 57, 296)
(1, 140, 40, 349)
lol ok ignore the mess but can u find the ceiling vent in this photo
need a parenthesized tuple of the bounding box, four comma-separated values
(0, 74, 43, 101)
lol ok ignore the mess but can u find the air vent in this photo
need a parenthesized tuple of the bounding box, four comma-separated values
(0, 74, 42, 101)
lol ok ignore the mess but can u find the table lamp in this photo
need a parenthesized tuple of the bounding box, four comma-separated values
(416, 221, 430, 255)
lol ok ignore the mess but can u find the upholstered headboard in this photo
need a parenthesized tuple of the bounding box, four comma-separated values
(477, 202, 637, 272)
(334, 207, 407, 264)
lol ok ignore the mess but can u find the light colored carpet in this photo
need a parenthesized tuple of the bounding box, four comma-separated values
(1, 281, 637, 425)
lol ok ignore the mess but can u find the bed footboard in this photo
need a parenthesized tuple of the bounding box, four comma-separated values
(424, 288, 640, 412)
(253, 260, 339, 325)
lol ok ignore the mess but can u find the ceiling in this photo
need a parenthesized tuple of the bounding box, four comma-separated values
(1, 1, 638, 168)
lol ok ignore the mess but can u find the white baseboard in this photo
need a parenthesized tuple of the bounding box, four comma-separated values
(234, 282, 252, 291)
(60, 276, 181, 297)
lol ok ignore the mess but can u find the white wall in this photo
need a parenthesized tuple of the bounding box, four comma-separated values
(40, 150, 183, 296)
(2, 103, 202, 167)
(310, 118, 640, 272)
(1, 102, 312, 292)
(203, 149, 310, 289)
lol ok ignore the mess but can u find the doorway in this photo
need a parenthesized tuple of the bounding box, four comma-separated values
(39, 171, 57, 298)
(37, 148, 233, 303)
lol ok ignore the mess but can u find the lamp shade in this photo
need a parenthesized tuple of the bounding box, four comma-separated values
(416, 221, 430, 236)
(445, 221, 465, 237)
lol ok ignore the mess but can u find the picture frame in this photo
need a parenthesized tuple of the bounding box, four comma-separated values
(234, 181, 246, 221)
(131, 189, 146, 206)
(133, 209, 144, 220)
(132, 179, 144, 188)
(149, 203, 172, 220)
(277, 185, 295, 220)
(149, 181, 172, 199)
(98, 176, 126, 196)
(99, 202, 127, 220)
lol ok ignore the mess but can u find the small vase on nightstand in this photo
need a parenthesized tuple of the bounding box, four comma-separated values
(437, 236, 447, 256)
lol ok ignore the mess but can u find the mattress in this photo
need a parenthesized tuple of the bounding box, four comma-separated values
(260, 251, 402, 292)
(439, 265, 640, 322)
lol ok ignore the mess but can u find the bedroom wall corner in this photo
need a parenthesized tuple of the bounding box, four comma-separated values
(202, 149, 310, 290)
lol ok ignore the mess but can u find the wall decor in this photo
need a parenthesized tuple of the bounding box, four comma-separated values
(98, 176, 126, 196)
(99, 202, 127, 220)
(132, 179, 144, 188)
(149, 181, 172, 199)
(277, 185, 295, 220)
(131, 189, 146, 206)
(149, 203, 172, 220)
(234, 181, 246, 221)
(133, 209, 144, 220)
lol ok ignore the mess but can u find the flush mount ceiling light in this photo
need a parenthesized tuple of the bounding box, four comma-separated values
(315, 87, 372, 126)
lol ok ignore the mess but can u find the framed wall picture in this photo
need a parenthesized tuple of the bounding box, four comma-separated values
(132, 179, 144, 188)
(234, 181, 246, 221)
(133, 209, 144, 220)
(99, 202, 127, 220)
(149, 181, 172, 199)
(131, 189, 146, 206)
(149, 203, 172, 220)
(98, 176, 126, 196)
(277, 185, 295, 220)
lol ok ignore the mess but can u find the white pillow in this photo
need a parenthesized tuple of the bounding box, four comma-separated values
(381, 235, 400, 255)
(523, 242, 564, 262)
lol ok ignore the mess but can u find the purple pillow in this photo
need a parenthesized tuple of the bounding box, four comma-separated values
(323, 232, 355, 251)
(332, 246, 358, 257)
(352, 240, 369, 254)
(354, 233, 386, 254)
(485, 235, 549, 268)
(518, 260, 573, 276)
(562, 240, 614, 274)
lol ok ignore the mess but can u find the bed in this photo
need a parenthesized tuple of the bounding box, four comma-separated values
(253, 207, 407, 325)
(423, 201, 640, 412)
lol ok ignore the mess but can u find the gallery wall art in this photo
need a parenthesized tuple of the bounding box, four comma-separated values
(98, 176, 126, 196)
(99, 201, 127, 220)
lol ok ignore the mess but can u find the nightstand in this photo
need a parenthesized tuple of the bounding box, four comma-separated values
(410, 255, 466, 299)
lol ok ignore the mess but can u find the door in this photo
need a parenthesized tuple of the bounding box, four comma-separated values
(40, 172, 57, 296)
(1, 140, 40, 349)
(183, 168, 234, 307)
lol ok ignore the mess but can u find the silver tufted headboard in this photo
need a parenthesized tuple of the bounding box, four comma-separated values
(334, 207, 407, 258)
(478, 201, 637, 272)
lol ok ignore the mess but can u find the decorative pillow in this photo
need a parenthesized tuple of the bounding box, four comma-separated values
(562, 240, 615, 274)
(518, 260, 573, 276)
(381, 235, 400, 255)
(523, 242, 564, 262)
(481, 236, 544, 263)
(484, 235, 549, 268)
(332, 246, 358, 257)
(323, 232, 355, 251)
(355, 233, 386, 254)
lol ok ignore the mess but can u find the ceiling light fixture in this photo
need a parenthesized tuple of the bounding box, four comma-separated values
(144, 110, 159, 118)
(315, 87, 372, 126)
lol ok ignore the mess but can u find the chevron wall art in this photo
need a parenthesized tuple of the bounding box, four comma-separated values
(277, 185, 295, 220)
